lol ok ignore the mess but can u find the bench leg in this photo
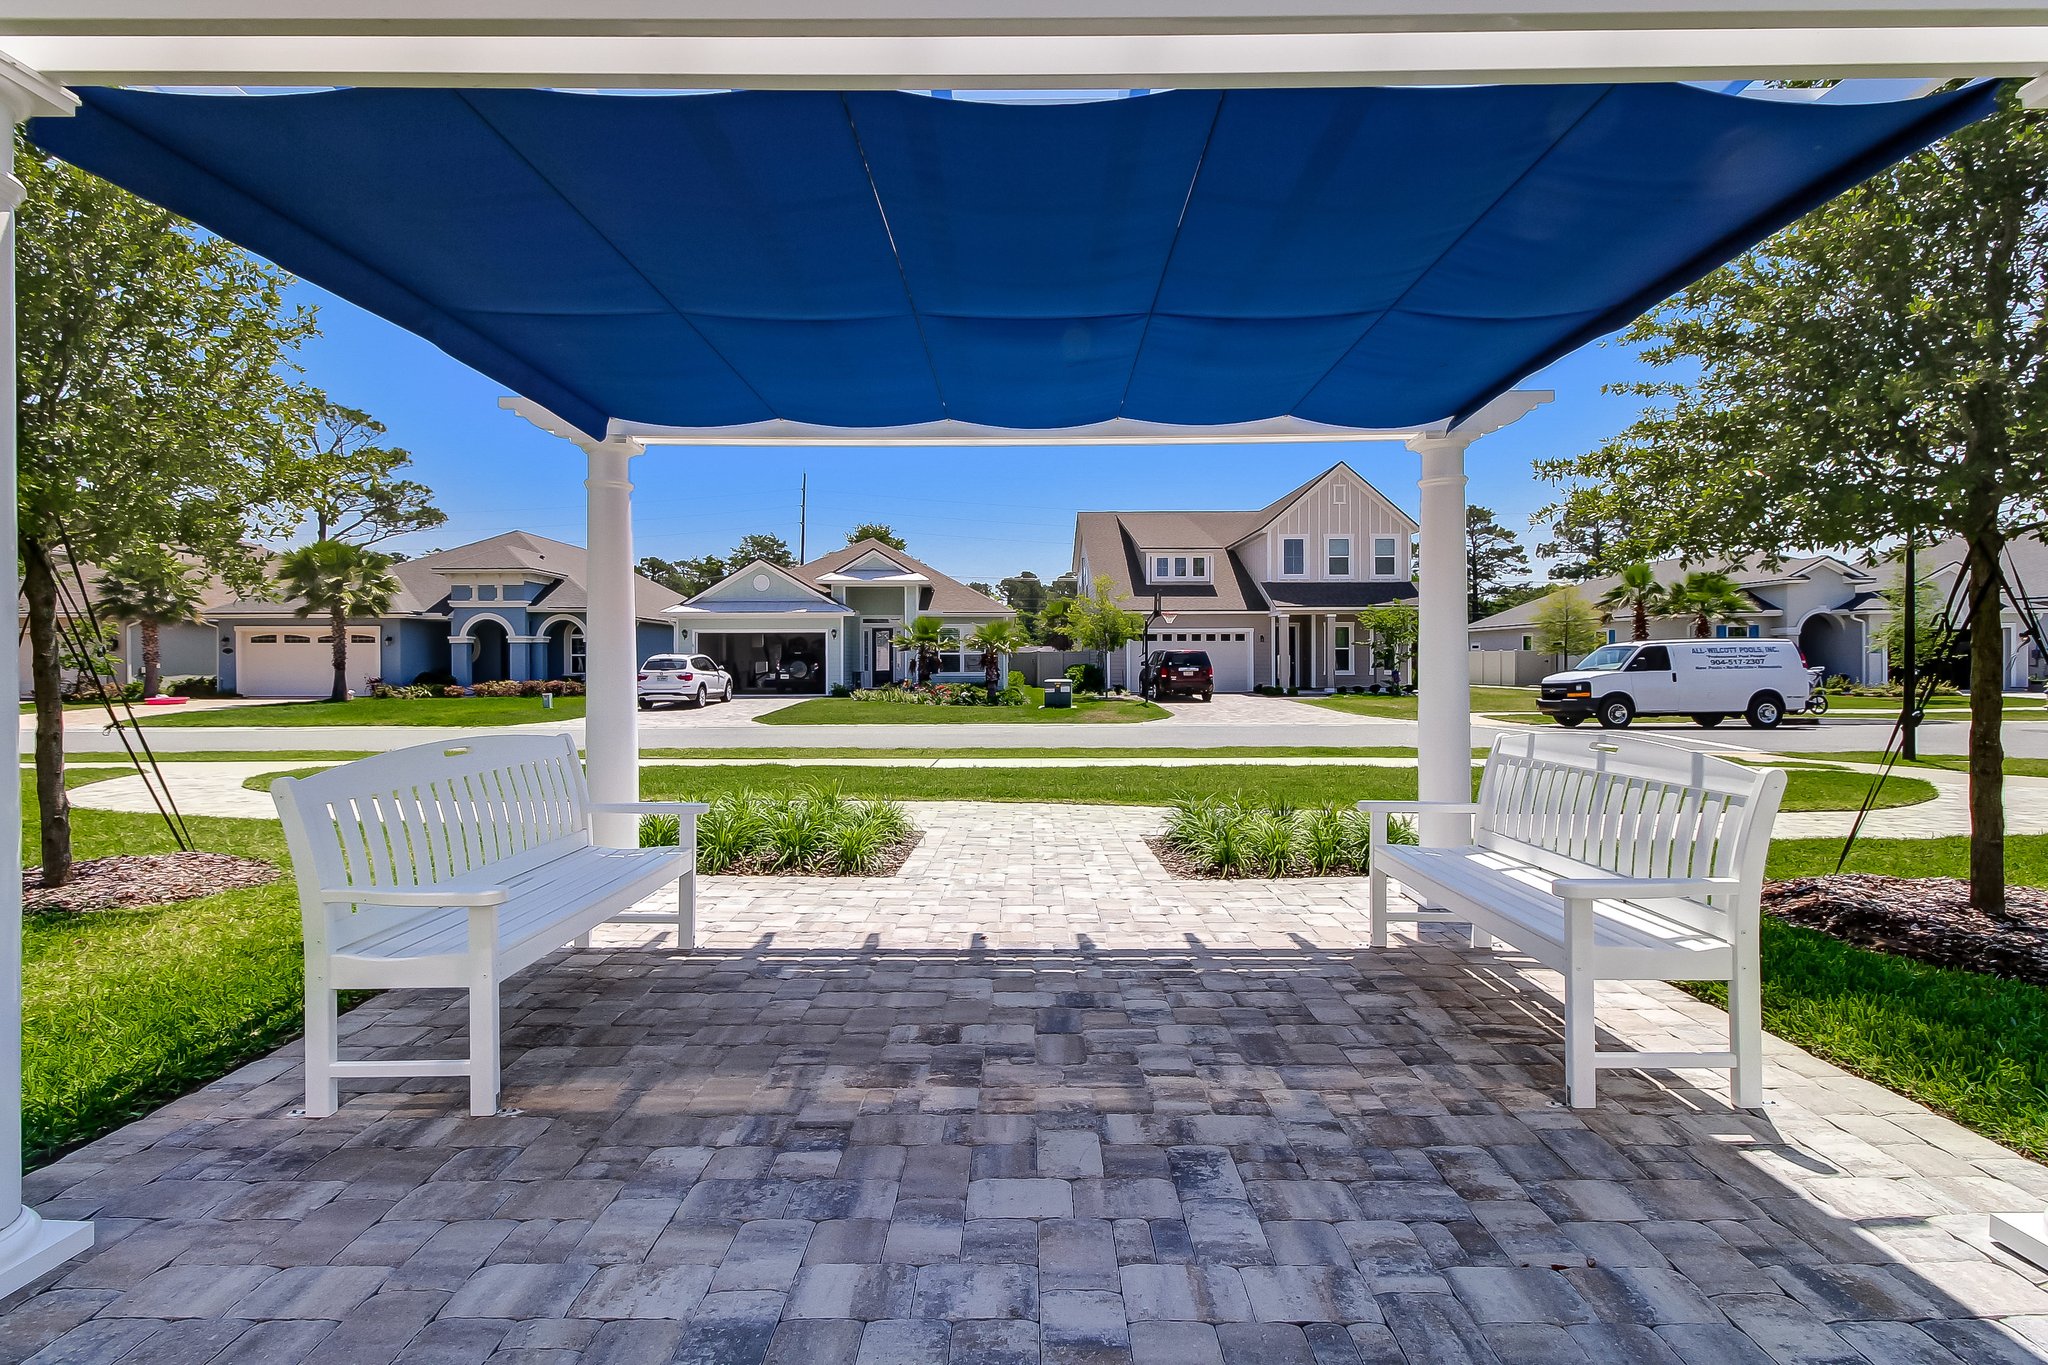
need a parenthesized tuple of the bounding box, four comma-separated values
(1729, 913, 1764, 1109)
(303, 963, 338, 1119)
(677, 867, 697, 950)
(1564, 904, 1597, 1108)
(1369, 866, 1389, 950)
(468, 965, 501, 1117)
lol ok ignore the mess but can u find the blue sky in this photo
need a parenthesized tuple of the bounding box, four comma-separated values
(291, 278, 1653, 585)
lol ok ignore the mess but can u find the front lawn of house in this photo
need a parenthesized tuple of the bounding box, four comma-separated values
(139, 696, 585, 727)
(758, 687, 1166, 725)
(1297, 685, 1542, 718)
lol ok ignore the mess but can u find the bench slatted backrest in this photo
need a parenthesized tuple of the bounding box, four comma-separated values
(1476, 731, 1785, 925)
(273, 734, 592, 954)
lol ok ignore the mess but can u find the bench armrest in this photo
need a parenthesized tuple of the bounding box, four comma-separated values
(319, 886, 509, 908)
(589, 802, 710, 817)
(1549, 875, 1742, 902)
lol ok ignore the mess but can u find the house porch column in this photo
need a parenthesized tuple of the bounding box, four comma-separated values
(1409, 429, 1475, 844)
(584, 439, 642, 847)
(0, 55, 92, 1296)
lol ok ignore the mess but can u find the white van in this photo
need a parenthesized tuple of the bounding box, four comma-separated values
(1537, 639, 1812, 730)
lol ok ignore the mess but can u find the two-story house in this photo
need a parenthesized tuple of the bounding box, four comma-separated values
(1072, 462, 1419, 693)
(668, 540, 1013, 693)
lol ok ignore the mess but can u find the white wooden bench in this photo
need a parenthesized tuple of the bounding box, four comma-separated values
(1362, 731, 1784, 1109)
(273, 734, 706, 1118)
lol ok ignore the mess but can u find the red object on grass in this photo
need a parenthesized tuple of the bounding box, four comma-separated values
(141, 697, 188, 706)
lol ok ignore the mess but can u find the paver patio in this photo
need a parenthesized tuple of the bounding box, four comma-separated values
(7, 802, 2048, 1364)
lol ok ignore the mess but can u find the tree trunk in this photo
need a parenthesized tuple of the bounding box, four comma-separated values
(22, 540, 72, 887)
(328, 602, 348, 703)
(1633, 602, 1648, 641)
(140, 620, 162, 699)
(1966, 533, 2008, 918)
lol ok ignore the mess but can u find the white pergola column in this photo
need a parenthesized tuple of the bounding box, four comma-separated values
(0, 54, 91, 1296)
(583, 439, 643, 848)
(1410, 430, 1476, 844)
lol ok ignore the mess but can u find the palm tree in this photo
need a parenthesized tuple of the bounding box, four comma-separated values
(277, 540, 400, 702)
(966, 619, 1024, 696)
(95, 549, 207, 698)
(1597, 563, 1665, 642)
(891, 614, 948, 685)
(1664, 570, 1753, 638)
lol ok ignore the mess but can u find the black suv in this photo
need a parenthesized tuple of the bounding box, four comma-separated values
(1142, 649, 1214, 702)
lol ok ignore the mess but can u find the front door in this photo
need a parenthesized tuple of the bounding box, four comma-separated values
(1287, 622, 1302, 689)
(867, 627, 895, 687)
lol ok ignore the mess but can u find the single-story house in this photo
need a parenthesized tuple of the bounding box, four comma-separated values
(206, 532, 680, 697)
(1073, 462, 1419, 693)
(1469, 554, 1888, 684)
(668, 540, 1012, 694)
(1909, 535, 2048, 690)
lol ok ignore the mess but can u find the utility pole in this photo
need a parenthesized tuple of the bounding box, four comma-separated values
(1902, 533, 1918, 761)
(798, 472, 808, 563)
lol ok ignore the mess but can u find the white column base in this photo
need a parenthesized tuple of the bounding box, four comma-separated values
(1992, 1211, 2048, 1270)
(0, 1207, 90, 1297)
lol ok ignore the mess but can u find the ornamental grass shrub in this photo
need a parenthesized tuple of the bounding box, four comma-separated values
(1162, 796, 1416, 877)
(645, 786, 914, 875)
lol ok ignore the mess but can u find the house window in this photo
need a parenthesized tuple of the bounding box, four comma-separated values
(1327, 537, 1351, 577)
(1334, 626, 1353, 673)
(249, 634, 277, 644)
(351, 634, 376, 645)
(1521, 635, 1533, 651)
(283, 634, 311, 644)
(1373, 536, 1398, 577)
(1606, 629, 1617, 644)
(938, 627, 970, 674)
(568, 627, 587, 674)
(1150, 555, 1211, 583)
(1282, 537, 1306, 575)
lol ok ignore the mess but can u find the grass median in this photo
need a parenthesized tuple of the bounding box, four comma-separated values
(139, 696, 584, 728)
(758, 688, 1166, 725)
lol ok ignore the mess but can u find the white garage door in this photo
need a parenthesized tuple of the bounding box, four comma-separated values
(1157, 629, 1256, 692)
(236, 628, 380, 698)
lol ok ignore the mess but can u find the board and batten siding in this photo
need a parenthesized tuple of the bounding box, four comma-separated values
(1258, 469, 1415, 583)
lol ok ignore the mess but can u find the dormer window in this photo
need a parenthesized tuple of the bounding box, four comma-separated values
(1150, 554, 1210, 584)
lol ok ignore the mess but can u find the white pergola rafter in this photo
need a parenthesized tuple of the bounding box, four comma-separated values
(3, 2, 2048, 87)
(5, 1, 2048, 1301)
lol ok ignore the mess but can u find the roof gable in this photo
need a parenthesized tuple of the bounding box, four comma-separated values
(685, 558, 832, 607)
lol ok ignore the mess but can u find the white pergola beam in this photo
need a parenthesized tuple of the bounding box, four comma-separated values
(10, 28, 2048, 87)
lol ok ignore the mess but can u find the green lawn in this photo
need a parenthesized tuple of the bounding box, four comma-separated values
(1298, 685, 1541, 718)
(1811, 752, 2048, 780)
(758, 688, 1166, 726)
(614, 762, 1926, 812)
(140, 696, 585, 727)
(21, 782, 312, 1166)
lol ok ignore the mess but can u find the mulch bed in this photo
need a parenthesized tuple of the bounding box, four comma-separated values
(1764, 874, 2048, 985)
(1146, 837, 1366, 881)
(24, 852, 280, 915)
(711, 833, 923, 879)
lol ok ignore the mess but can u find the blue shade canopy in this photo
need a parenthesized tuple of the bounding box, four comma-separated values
(30, 82, 1996, 441)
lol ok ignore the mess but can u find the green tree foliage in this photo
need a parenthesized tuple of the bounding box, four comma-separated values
(1663, 570, 1752, 638)
(998, 571, 1052, 615)
(292, 403, 445, 547)
(638, 554, 729, 599)
(1066, 575, 1146, 682)
(1466, 505, 1531, 619)
(18, 139, 319, 884)
(1597, 563, 1664, 642)
(1535, 88, 2048, 914)
(845, 523, 907, 550)
(729, 533, 795, 568)
(1879, 564, 1943, 674)
(1532, 589, 1605, 664)
(891, 615, 948, 684)
(94, 550, 208, 698)
(1358, 603, 1420, 682)
(1032, 597, 1077, 649)
(1535, 507, 1632, 581)
(966, 619, 1025, 693)
(276, 541, 401, 703)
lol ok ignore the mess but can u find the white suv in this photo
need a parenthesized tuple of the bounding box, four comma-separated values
(637, 653, 733, 709)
